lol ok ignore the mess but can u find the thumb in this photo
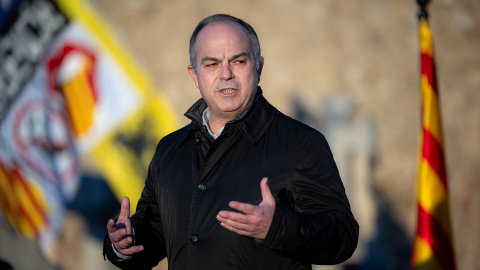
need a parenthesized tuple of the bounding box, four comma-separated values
(119, 196, 131, 220)
(260, 177, 274, 205)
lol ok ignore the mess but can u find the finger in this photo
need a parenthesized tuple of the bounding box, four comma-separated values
(110, 227, 129, 243)
(116, 234, 136, 249)
(217, 211, 249, 225)
(107, 219, 118, 233)
(218, 216, 251, 232)
(260, 177, 274, 204)
(117, 244, 145, 256)
(219, 221, 249, 236)
(227, 201, 258, 215)
(119, 196, 131, 220)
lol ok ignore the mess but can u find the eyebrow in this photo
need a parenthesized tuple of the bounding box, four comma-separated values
(200, 52, 250, 64)
(200, 56, 220, 64)
(229, 52, 249, 61)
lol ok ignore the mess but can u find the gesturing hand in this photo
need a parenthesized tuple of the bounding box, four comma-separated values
(216, 177, 275, 240)
(107, 197, 144, 255)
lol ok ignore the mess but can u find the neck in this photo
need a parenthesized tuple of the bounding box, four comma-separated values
(202, 87, 260, 134)
(207, 115, 230, 136)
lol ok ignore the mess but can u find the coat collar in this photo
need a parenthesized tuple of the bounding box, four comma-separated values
(179, 87, 277, 147)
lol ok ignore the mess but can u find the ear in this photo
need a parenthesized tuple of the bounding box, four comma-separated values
(188, 65, 199, 89)
(256, 56, 264, 83)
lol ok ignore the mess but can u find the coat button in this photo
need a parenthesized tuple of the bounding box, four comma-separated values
(190, 234, 199, 243)
(198, 184, 207, 191)
(195, 137, 201, 144)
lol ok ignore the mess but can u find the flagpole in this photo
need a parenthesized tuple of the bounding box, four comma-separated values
(416, 0, 430, 19)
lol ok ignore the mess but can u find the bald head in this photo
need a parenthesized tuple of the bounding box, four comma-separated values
(189, 14, 262, 73)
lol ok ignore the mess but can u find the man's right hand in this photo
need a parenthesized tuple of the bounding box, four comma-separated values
(107, 197, 144, 255)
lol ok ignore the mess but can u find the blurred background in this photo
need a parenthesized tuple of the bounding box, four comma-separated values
(0, 0, 478, 269)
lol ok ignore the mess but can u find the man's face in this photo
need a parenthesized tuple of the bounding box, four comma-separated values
(188, 21, 263, 121)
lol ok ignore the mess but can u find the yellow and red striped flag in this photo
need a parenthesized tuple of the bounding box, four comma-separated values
(0, 163, 49, 239)
(411, 6, 456, 270)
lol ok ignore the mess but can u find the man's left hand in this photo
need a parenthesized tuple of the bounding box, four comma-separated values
(217, 177, 275, 240)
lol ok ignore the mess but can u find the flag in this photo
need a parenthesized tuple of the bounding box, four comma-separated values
(0, 0, 80, 253)
(411, 9, 456, 270)
(51, 0, 180, 212)
(0, 0, 179, 256)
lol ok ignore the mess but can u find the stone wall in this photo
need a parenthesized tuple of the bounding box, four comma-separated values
(89, 0, 480, 269)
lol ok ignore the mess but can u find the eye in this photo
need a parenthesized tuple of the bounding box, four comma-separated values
(205, 63, 217, 67)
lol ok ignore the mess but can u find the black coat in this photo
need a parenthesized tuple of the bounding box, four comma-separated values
(104, 88, 359, 270)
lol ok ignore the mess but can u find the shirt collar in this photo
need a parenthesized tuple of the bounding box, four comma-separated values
(180, 87, 276, 146)
(202, 107, 224, 140)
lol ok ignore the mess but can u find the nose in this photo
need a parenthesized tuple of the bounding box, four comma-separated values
(219, 63, 234, 80)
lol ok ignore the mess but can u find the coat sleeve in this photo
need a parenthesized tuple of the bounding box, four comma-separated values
(103, 146, 167, 269)
(259, 130, 359, 265)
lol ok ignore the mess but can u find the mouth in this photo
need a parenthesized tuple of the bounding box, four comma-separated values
(220, 88, 236, 94)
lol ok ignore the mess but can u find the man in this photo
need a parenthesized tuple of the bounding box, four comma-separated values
(103, 14, 358, 270)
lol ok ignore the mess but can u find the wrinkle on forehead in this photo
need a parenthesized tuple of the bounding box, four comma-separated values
(195, 21, 253, 61)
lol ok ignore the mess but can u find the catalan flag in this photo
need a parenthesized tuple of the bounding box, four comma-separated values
(411, 5, 456, 270)
(0, 163, 49, 239)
